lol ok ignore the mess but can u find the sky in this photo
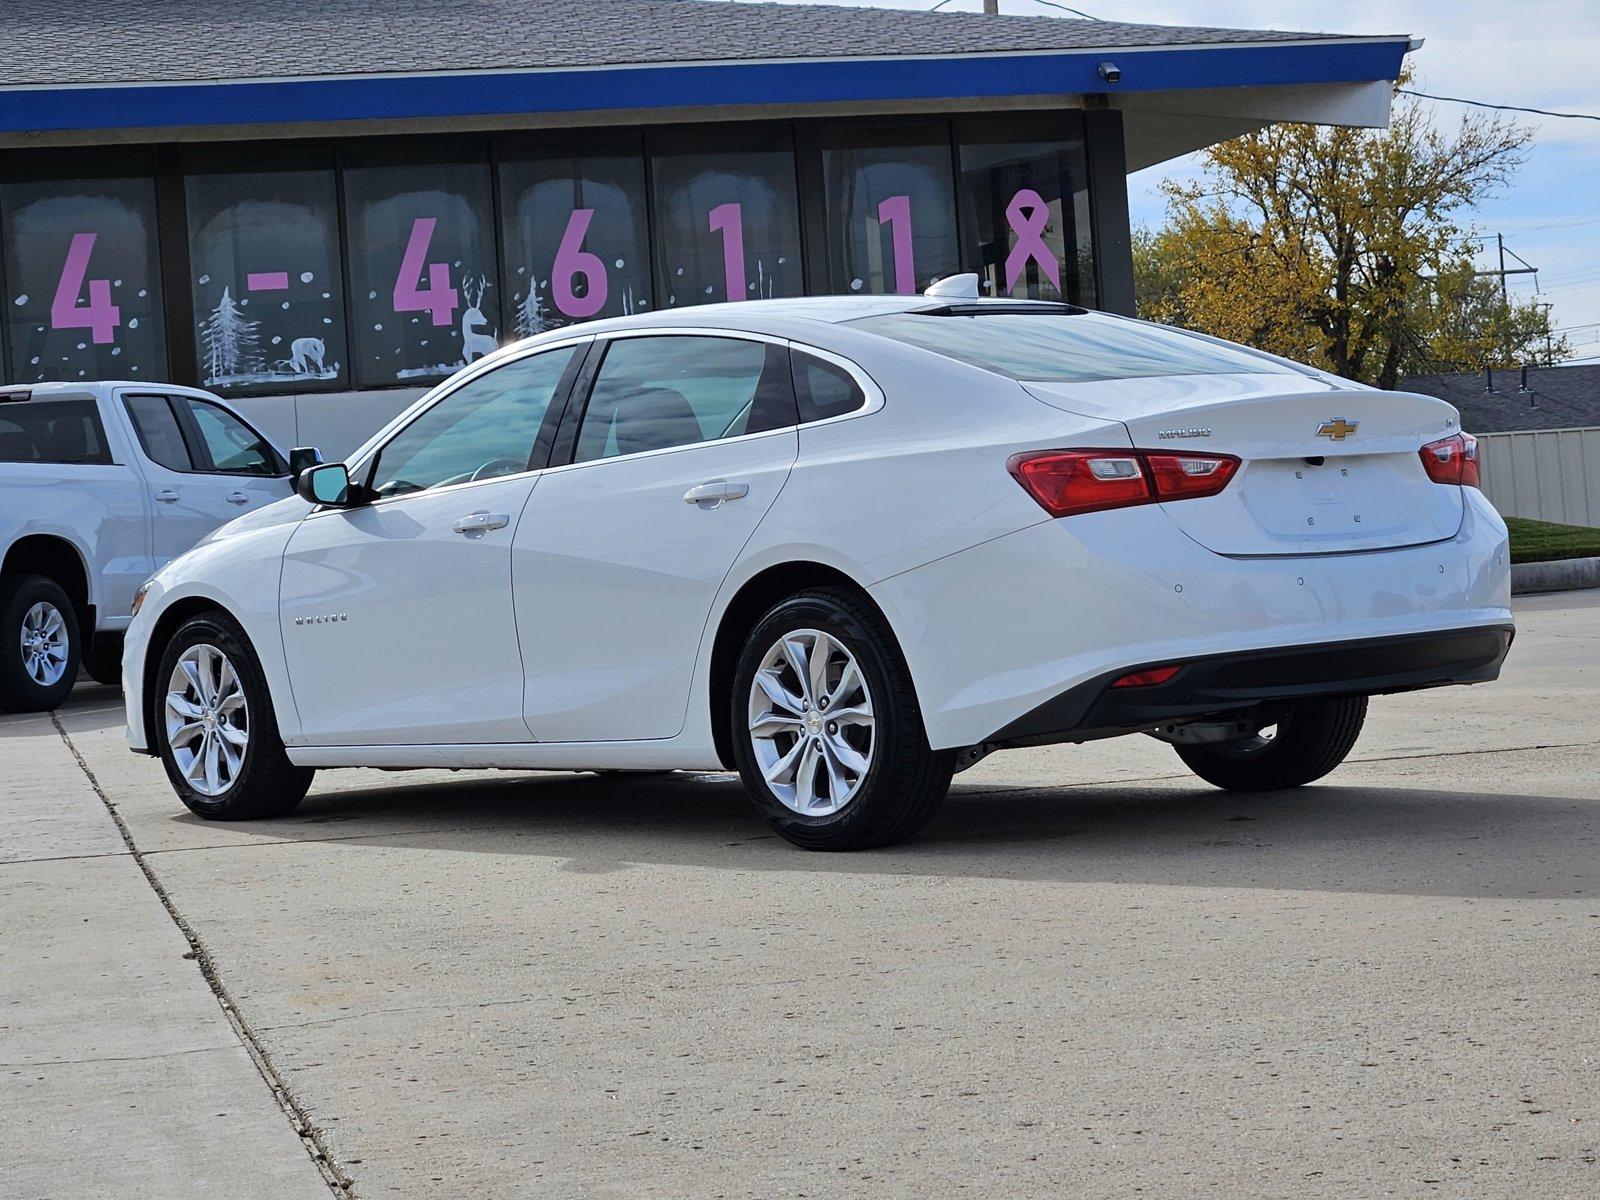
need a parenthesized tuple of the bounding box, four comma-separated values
(742, 0, 1600, 363)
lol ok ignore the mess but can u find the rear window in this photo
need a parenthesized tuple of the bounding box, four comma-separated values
(848, 311, 1299, 383)
(0, 398, 112, 465)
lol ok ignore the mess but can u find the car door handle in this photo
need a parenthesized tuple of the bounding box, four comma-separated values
(683, 481, 750, 507)
(154, 489, 179, 503)
(225, 491, 251, 505)
(452, 511, 510, 536)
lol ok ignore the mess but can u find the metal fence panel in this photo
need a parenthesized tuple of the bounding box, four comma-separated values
(1477, 427, 1600, 528)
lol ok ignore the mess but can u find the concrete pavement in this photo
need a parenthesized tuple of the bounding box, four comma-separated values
(4, 591, 1597, 1198)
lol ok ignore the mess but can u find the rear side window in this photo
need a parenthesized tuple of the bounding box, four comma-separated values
(849, 311, 1299, 383)
(574, 336, 796, 463)
(125, 394, 193, 471)
(792, 352, 866, 423)
(0, 398, 112, 465)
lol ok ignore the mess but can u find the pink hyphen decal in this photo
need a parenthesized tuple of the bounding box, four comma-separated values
(708, 202, 746, 302)
(877, 194, 916, 295)
(246, 271, 290, 291)
(50, 232, 120, 344)
(551, 209, 608, 319)
(1002, 189, 1061, 294)
(392, 216, 458, 326)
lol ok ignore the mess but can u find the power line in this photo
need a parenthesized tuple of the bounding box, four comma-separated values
(1399, 89, 1600, 123)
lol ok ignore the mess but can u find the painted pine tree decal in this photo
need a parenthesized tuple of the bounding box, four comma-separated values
(199, 287, 262, 382)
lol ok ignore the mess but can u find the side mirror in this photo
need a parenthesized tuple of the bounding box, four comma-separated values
(288, 445, 324, 480)
(296, 462, 356, 507)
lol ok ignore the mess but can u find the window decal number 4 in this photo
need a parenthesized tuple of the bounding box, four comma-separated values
(393, 217, 459, 327)
(50, 232, 120, 344)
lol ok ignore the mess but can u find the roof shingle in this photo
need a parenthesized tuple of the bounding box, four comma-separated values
(1400, 364, 1600, 434)
(0, 0, 1375, 88)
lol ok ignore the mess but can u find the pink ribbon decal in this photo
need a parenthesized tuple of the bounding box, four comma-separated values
(1002, 189, 1060, 295)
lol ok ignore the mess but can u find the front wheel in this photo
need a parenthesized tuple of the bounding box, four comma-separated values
(153, 612, 314, 819)
(731, 587, 955, 851)
(1174, 696, 1368, 791)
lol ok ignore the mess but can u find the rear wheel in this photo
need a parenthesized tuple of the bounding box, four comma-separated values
(1174, 696, 1367, 791)
(732, 587, 954, 850)
(0, 574, 79, 713)
(154, 612, 314, 819)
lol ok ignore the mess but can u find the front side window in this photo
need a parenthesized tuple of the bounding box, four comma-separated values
(574, 336, 793, 463)
(850, 311, 1300, 383)
(368, 346, 577, 498)
(0, 399, 112, 465)
(124, 394, 192, 471)
(177, 397, 282, 475)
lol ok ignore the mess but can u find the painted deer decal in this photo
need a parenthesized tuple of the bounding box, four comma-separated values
(460, 275, 498, 364)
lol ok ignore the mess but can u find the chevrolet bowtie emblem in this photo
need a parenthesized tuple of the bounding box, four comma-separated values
(1316, 418, 1359, 440)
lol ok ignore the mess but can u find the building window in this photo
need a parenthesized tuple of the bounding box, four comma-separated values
(818, 123, 959, 295)
(649, 129, 805, 308)
(955, 115, 1096, 306)
(499, 136, 653, 338)
(1, 164, 166, 384)
(342, 150, 500, 387)
(184, 159, 347, 393)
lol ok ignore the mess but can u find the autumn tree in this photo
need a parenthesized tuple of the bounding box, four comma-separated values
(1136, 84, 1561, 388)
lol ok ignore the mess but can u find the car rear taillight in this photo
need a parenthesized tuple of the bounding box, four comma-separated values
(1008, 449, 1240, 518)
(1419, 433, 1480, 489)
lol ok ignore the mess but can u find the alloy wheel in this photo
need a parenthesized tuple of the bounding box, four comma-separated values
(746, 628, 875, 816)
(165, 644, 249, 797)
(20, 601, 69, 688)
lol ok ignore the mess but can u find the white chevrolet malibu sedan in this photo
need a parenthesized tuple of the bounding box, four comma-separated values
(124, 281, 1513, 850)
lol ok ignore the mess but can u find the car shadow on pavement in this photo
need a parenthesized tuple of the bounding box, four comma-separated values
(153, 765, 1598, 902)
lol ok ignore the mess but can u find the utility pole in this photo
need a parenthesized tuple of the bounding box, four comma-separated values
(983, 0, 999, 11)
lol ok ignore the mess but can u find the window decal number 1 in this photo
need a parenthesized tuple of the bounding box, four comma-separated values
(393, 217, 459, 326)
(876, 194, 916, 295)
(708, 202, 746, 302)
(50, 232, 120, 344)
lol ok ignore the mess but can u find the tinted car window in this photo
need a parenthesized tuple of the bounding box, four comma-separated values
(0, 399, 112, 464)
(792, 352, 866, 423)
(369, 346, 576, 498)
(179, 398, 281, 475)
(125, 394, 193, 471)
(574, 336, 794, 463)
(850, 311, 1299, 383)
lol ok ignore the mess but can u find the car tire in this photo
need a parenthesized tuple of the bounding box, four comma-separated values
(0, 573, 80, 713)
(82, 637, 124, 687)
(153, 611, 314, 820)
(731, 587, 955, 850)
(1174, 696, 1367, 791)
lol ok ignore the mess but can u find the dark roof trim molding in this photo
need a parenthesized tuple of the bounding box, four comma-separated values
(0, 40, 1411, 136)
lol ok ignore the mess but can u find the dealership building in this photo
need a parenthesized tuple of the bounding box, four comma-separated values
(0, 0, 1412, 454)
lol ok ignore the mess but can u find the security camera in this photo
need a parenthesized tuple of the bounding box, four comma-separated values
(1098, 61, 1121, 84)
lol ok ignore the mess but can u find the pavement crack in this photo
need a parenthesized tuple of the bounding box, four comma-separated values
(49, 712, 356, 1198)
(2, 1043, 235, 1069)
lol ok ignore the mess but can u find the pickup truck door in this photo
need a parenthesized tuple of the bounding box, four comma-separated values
(119, 391, 291, 570)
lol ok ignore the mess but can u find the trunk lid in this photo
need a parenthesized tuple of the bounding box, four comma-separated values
(1024, 374, 1465, 556)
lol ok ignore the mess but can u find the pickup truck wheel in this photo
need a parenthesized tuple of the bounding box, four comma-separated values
(154, 612, 314, 819)
(0, 574, 80, 713)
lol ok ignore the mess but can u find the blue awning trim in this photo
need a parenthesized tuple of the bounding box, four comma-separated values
(0, 40, 1410, 134)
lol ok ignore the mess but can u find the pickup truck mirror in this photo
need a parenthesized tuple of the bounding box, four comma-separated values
(287, 446, 323, 479)
(296, 462, 357, 507)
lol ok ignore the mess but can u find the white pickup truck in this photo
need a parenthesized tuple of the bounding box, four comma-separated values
(1, 381, 300, 712)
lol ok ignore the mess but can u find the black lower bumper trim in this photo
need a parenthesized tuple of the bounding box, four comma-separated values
(990, 624, 1514, 746)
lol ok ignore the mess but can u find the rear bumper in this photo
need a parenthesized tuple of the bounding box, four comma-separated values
(990, 624, 1514, 744)
(869, 486, 1512, 750)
